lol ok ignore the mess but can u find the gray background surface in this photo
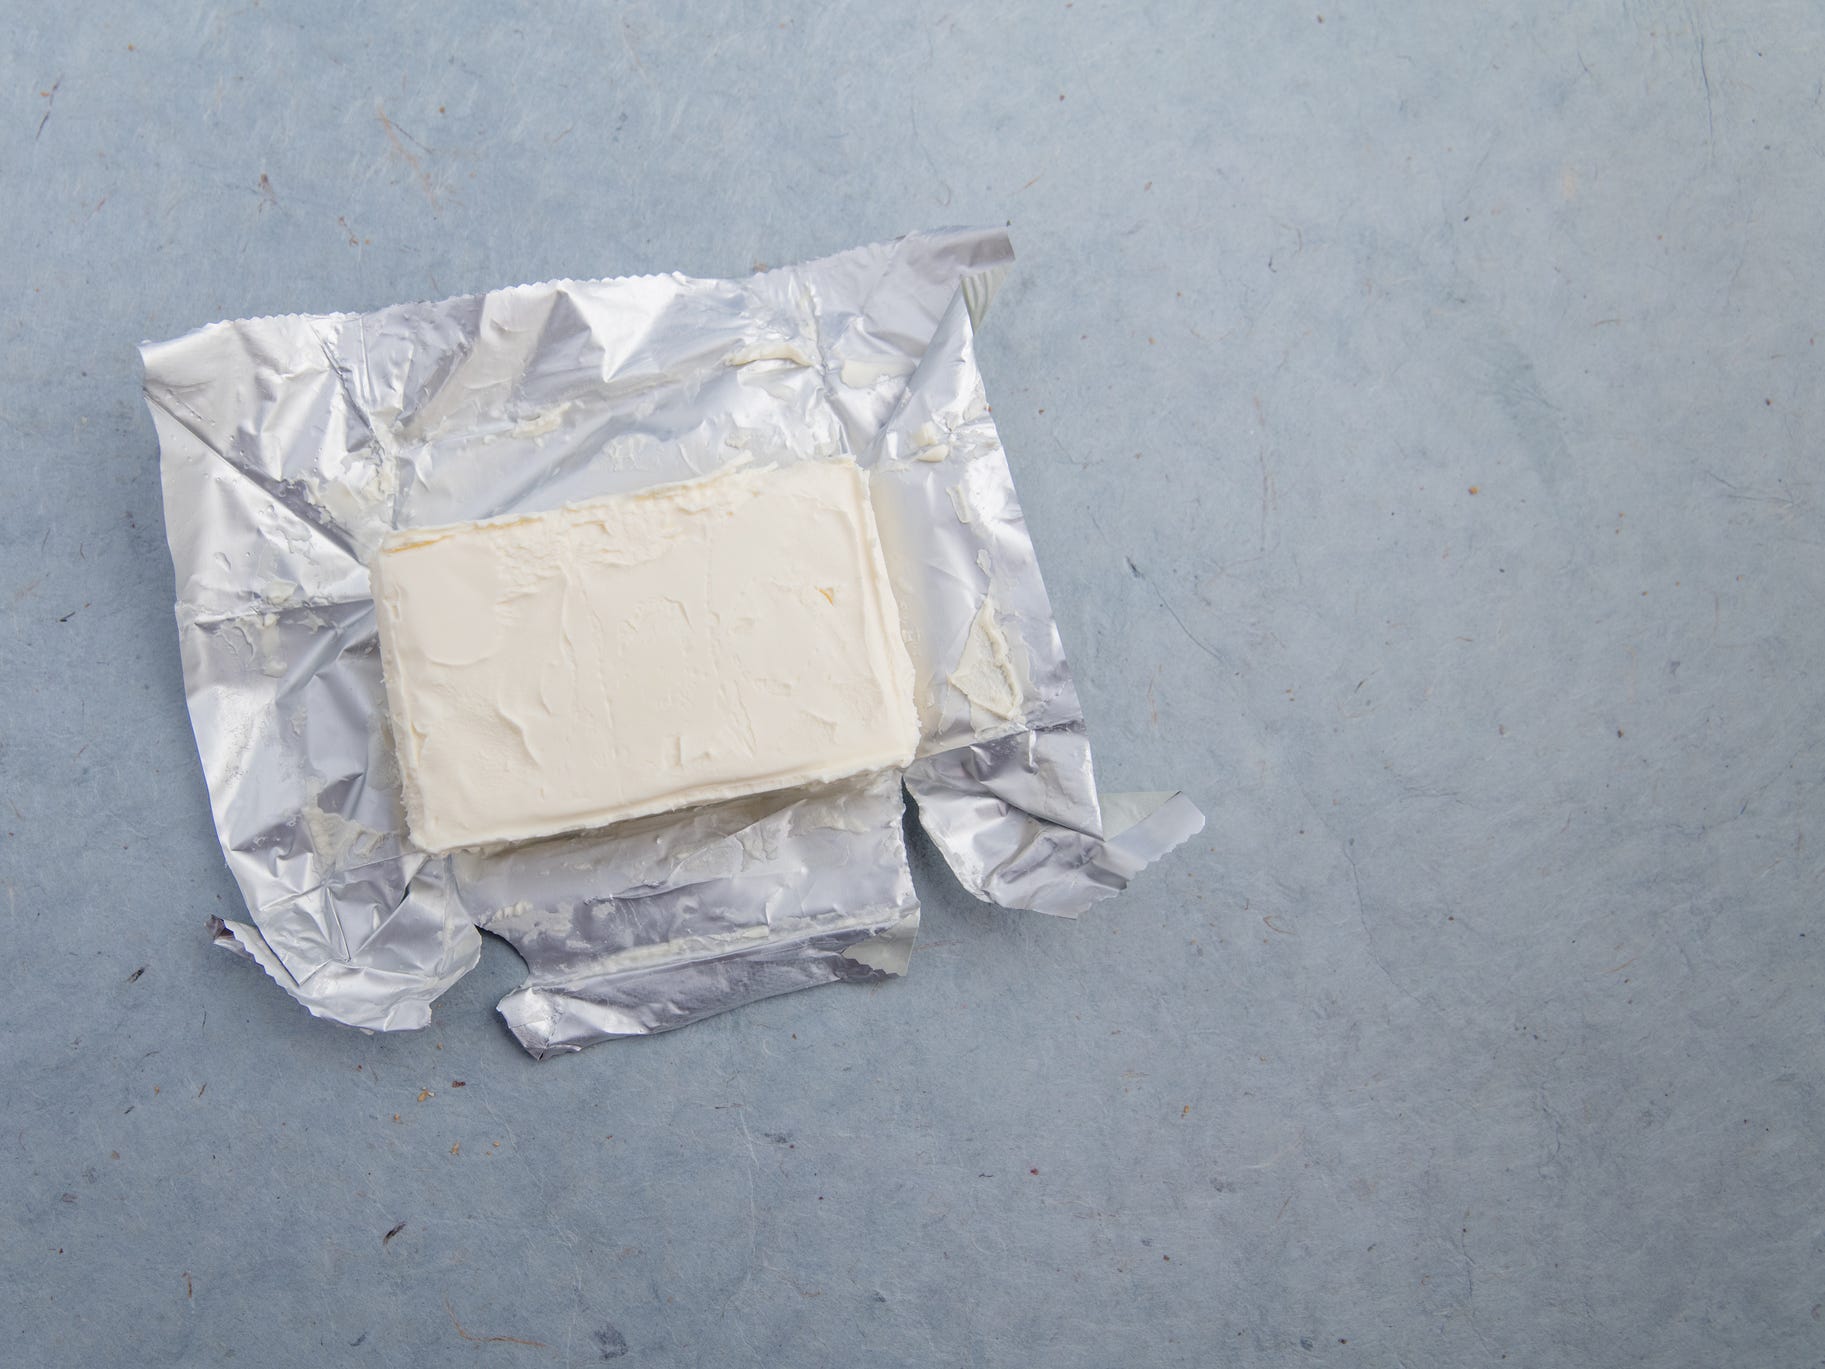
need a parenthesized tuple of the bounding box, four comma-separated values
(3, 2, 1821, 1365)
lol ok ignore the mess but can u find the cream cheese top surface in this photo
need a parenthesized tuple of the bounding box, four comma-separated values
(372, 458, 918, 852)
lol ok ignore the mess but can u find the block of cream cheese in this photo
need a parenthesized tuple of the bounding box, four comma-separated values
(372, 459, 918, 852)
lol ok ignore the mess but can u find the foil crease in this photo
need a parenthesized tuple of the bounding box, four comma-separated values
(142, 228, 1202, 1052)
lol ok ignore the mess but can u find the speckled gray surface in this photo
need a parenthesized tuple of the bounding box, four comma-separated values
(3, 3, 1822, 1365)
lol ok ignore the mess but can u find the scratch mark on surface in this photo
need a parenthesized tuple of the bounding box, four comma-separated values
(444, 1298, 548, 1348)
(734, 1109, 762, 1280)
(383, 1220, 406, 1244)
(1244, 1133, 1302, 1170)
(375, 101, 440, 209)
(620, 19, 652, 83)
(36, 77, 61, 141)
(1126, 556, 1222, 663)
(1689, 2, 1714, 156)
(1704, 468, 1804, 513)
(1247, 392, 1282, 552)
(1342, 841, 1431, 1015)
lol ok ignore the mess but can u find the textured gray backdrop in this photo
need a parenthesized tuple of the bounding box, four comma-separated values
(3, 2, 1821, 1365)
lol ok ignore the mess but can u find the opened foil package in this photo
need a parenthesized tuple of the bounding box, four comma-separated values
(140, 228, 1206, 1058)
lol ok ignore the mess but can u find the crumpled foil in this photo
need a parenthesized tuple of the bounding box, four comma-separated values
(142, 228, 1204, 1056)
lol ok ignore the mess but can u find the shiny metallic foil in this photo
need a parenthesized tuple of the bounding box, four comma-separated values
(141, 229, 1204, 1055)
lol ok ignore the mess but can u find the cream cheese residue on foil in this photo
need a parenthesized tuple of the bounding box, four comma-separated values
(507, 404, 569, 440)
(727, 338, 817, 369)
(371, 457, 919, 852)
(840, 357, 917, 389)
(947, 483, 975, 525)
(257, 614, 286, 678)
(948, 597, 1023, 722)
(301, 792, 386, 869)
(305, 449, 398, 562)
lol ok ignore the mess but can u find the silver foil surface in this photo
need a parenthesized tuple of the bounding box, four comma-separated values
(141, 228, 1204, 1054)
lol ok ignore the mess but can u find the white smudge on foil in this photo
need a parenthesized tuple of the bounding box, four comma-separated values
(948, 597, 1023, 722)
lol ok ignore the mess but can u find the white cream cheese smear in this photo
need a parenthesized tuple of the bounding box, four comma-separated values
(371, 458, 919, 853)
(947, 596, 1023, 722)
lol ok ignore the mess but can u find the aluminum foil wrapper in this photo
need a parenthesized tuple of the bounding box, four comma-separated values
(142, 228, 1204, 1056)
